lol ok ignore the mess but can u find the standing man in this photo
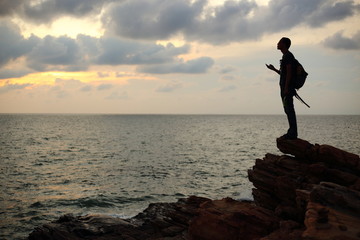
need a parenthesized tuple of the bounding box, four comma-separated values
(266, 37, 297, 139)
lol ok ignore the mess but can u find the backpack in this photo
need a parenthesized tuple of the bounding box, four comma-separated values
(293, 59, 308, 90)
(293, 59, 310, 108)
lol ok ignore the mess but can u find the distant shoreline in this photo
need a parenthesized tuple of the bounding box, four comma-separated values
(1, 113, 359, 116)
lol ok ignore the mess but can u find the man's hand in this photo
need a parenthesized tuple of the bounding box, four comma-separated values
(266, 64, 276, 71)
(266, 64, 280, 75)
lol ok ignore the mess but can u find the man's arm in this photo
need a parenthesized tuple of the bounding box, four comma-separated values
(266, 64, 280, 75)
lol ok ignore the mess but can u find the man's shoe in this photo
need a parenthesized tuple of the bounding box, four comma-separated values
(280, 133, 297, 140)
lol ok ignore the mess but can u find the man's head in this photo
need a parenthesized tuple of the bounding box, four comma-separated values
(277, 37, 291, 51)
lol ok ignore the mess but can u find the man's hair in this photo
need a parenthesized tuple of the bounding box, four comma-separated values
(281, 37, 291, 49)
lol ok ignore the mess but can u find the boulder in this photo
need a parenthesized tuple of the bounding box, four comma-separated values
(29, 196, 210, 240)
(188, 198, 279, 240)
(303, 202, 360, 240)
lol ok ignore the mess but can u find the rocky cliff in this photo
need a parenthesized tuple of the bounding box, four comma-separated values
(28, 138, 360, 240)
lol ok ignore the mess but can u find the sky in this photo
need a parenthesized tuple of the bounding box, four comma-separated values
(0, 0, 359, 114)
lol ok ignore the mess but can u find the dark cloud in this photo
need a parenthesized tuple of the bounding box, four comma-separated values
(2, 0, 356, 78)
(76, 35, 192, 67)
(138, 57, 214, 74)
(0, 0, 117, 23)
(1, 28, 88, 73)
(27, 35, 86, 71)
(0, 21, 38, 67)
(105, 0, 360, 44)
(104, 0, 205, 40)
(323, 31, 360, 50)
(0, 0, 24, 17)
(0, 22, 197, 75)
(76, 34, 101, 60)
(187, 0, 260, 43)
(305, 1, 359, 27)
(194, 0, 360, 43)
(252, 0, 320, 33)
(95, 38, 190, 65)
(2, 0, 359, 46)
(0, 68, 33, 79)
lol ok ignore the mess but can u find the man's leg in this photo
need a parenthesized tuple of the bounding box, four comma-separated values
(282, 94, 298, 138)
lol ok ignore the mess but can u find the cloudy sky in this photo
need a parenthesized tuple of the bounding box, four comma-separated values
(0, 0, 359, 114)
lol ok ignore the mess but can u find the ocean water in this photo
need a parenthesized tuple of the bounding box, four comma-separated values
(0, 114, 359, 239)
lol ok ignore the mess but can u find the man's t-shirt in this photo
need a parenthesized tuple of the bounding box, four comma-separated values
(280, 51, 296, 92)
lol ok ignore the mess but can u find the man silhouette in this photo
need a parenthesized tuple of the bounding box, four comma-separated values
(266, 37, 297, 139)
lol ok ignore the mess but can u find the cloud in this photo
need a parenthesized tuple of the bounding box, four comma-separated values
(0, 0, 24, 17)
(218, 85, 237, 93)
(95, 38, 190, 65)
(27, 35, 86, 71)
(2, 0, 358, 80)
(198, 0, 360, 43)
(97, 83, 113, 91)
(3, 0, 360, 46)
(0, 21, 38, 68)
(0, 22, 86, 72)
(0, 30, 88, 73)
(106, 91, 128, 100)
(156, 81, 182, 92)
(305, 1, 360, 27)
(104, 0, 205, 40)
(0, 82, 32, 94)
(219, 66, 236, 74)
(54, 78, 85, 88)
(0, 0, 117, 23)
(138, 57, 214, 74)
(323, 31, 360, 50)
(49, 78, 94, 98)
(0, 68, 33, 79)
(0, 23, 196, 75)
(97, 72, 110, 78)
(3, 33, 196, 74)
(187, 0, 260, 43)
(80, 85, 92, 92)
(104, 0, 360, 44)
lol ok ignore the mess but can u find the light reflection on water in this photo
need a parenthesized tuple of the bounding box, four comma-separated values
(0, 114, 359, 239)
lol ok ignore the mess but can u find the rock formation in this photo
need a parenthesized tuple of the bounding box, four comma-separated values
(28, 138, 360, 240)
(249, 138, 360, 240)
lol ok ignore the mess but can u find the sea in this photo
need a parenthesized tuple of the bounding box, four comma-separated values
(0, 114, 359, 239)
